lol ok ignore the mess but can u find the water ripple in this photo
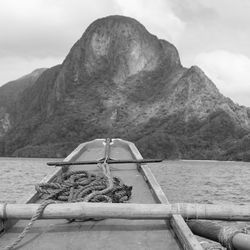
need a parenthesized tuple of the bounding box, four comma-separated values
(1, 158, 250, 205)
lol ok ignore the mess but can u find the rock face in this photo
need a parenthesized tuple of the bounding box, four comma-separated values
(0, 68, 46, 137)
(1, 15, 250, 160)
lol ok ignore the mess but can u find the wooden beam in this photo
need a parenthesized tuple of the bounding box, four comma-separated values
(125, 140, 203, 250)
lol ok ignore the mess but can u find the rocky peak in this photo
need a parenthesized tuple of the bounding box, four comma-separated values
(182, 66, 221, 98)
(53, 15, 181, 102)
(159, 39, 181, 68)
(82, 16, 163, 79)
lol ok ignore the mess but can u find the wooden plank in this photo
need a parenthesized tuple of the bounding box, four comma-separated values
(0, 210, 5, 235)
(171, 215, 203, 250)
(125, 140, 203, 250)
(139, 166, 203, 250)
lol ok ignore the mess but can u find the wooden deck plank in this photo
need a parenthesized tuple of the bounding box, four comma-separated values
(125, 140, 203, 250)
(0, 139, 182, 250)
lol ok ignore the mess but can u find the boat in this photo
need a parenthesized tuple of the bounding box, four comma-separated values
(0, 138, 203, 249)
(1, 138, 250, 249)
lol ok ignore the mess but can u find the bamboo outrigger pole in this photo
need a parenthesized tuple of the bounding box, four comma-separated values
(187, 220, 250, 250)
(1, 203, 250, 221)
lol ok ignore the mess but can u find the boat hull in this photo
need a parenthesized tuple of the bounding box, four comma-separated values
(0, 139, 201, 249)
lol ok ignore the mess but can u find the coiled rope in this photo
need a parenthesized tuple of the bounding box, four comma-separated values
(5, 161, 132, 249)
(36, 165, 132, 203)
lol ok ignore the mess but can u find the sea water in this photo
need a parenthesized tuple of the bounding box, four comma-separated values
(0, 157, 56, 203)
(0, 157, 250, 204)
(150, 160, 250, 205)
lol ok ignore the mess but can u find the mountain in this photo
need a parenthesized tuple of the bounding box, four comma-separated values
(0, 68, 46, 137)
(1, 15, 250, 160)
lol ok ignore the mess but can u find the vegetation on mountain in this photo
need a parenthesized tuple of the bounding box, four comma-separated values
(1, 16, 250, 161)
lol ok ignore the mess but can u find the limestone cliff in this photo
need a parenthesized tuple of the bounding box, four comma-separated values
(1, 16, 250, 160)
(0, 68, 46, 137)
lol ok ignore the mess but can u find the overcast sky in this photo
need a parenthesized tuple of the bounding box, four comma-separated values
(1, 0, 250, 106)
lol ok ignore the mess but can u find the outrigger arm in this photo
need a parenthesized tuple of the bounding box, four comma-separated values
(47, 158, 163, 166)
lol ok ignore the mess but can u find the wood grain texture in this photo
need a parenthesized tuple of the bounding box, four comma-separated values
(126, 139, 203, 250)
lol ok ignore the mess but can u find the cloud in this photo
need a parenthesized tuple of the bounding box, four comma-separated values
(0, 56, 61, 85)
(170, 0, 218, 24)
(0, 0, 119, 85)
(0, 0, 185, 58)
(0, 0, 118, 58)
(172, 0, 250, 71)
(115, 0, 186, 44)
(0, 0, 187, 85)
(195, 50, 250, 107)
(1, 0, 250, 109)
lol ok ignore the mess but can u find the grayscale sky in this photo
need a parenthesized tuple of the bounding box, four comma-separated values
(1, 0, 250, 106)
